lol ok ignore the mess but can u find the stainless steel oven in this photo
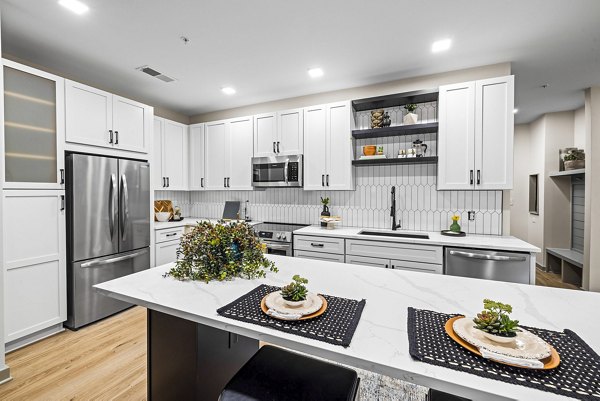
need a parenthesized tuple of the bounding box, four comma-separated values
(253, 222, 308, 257)
(252, 155, 302, 188)
(262, 239, 293, 257)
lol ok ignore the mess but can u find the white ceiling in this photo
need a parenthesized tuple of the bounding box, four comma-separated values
(1, 0, 599, 123)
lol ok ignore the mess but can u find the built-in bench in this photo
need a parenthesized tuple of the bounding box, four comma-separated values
(546, 248, 583, 287)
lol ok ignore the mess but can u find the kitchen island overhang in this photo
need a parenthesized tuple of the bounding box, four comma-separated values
(94, 255, 600, 401)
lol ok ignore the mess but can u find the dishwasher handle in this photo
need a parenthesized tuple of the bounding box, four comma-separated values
(449, 250, 527, 262)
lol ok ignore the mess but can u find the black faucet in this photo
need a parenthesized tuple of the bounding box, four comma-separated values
(390, 186, 402, 231)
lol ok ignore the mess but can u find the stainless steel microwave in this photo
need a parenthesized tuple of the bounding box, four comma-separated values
(251, 155, 303, 187)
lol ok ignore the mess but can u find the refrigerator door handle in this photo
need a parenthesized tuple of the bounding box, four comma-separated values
(109, 174, 117, 239)
(120, 174, 130, 241)
(80, 250, 147, 268)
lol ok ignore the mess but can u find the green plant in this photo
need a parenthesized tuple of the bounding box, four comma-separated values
(404, 103, 417, 113)
(164, 221, 277, 282)
(281, 275, 309, 302)
(564, 149, 585, 161)
(320, 197, 330, 206)
(473, 299, 520, 337)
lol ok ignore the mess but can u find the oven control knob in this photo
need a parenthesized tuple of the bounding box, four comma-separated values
(276, 233, 282, 239)
(281, 234, 287, 240)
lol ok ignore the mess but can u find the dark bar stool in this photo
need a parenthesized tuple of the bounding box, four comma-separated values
(219, 345, 360, 401)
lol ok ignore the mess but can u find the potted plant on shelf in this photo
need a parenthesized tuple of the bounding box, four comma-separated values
(281, 275, 309, 307)
(563, 149, 585, 170)
(163, 221, 277, 282)
(473, 299, 520, 344)
(403, 104, 419, 125)
(320, 197, 330, 227)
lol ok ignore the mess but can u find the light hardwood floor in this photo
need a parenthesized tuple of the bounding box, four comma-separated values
(0, 307, 147, 401)
(535, 268, 581, 290)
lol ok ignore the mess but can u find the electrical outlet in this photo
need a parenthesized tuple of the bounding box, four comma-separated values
(468, 211, 476, 221)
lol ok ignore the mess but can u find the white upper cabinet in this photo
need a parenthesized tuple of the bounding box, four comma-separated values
(65, 80, 152, 154)
(253, 108, 303, 157)
(303, 101, 354, 190)
(153, 117, 188, 190)
(2, 59, 65, 189)
(228, 116, 253, 190)
(204, 121, 227, 190)
(189, 123, 206, 190)
(437, 75, 514, 190)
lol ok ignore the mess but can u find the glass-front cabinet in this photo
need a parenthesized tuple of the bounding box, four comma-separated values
(2, 59, 65, 189)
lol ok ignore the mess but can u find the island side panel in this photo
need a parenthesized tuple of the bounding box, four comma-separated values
(147, 309, 258, 400)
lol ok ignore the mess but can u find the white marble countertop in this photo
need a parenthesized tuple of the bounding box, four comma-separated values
(294, 225, 540, 253)
(95, 255, 596, 401)
(154, 217, 261, 230)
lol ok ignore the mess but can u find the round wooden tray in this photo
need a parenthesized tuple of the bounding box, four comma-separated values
(445, 316, 560, 370)
(260, 295, 328, 321)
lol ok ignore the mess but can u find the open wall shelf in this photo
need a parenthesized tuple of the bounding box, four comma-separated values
(352, 89, 439, 112)
(352, 122, 438, 139)
(549, 169, 585, 177)
(352, 156, 438, 167)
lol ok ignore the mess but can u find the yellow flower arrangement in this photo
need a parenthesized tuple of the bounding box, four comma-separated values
(451, 215, 460, 222)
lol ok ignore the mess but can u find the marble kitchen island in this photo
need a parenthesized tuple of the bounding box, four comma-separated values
(95, 255, 600, 401)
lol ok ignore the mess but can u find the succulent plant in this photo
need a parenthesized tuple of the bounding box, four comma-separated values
(473, 299, 520, 337)
(320, 197, 330, 206)
(404, 103, 418, 113)
(281, 275, 309, 302)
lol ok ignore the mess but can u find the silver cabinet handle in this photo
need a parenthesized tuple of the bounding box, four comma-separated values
(321, 174, 325, 187)
(60, 169, 65, 184)
(109, 174, 116, 239)
(276, 141, 280, 153)
(109, 129, 113, 144)
(273, 142, 276, 153)
(310, 243, 324, 248)
(470, 170, 474, 185)
(449, 250, 527, 262)
(60, 195, 65, 211)
(476, 170, 481, 185)
(115, 130, 119, 145)
(284, 159, 289, 184)
(120, 174, 129, 241)
(81, 250, 146, 268)
(326, 174, 329, 186)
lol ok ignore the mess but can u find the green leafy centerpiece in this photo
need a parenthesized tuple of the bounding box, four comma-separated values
(164, 221, 277, 282)
(281, 275, 309, 307)
(473, 299, 520, 343)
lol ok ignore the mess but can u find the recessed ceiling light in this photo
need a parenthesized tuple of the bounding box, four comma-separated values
(431, 38, 452, 53)
(58, 0, 89, 15)
(308, 68, 324, 78)
(221, 87, 236, 95)
(513, 108, 519, 114)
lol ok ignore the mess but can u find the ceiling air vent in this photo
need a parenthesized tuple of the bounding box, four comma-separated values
(136, 65, 176, 83)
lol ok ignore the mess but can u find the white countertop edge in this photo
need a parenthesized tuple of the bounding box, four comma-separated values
(154, 217, 261, 230)
(294, 225, 540, 253)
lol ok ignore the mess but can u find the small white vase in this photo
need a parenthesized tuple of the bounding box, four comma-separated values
(283, 299, 307, 308)
(403, 113, 418, 125)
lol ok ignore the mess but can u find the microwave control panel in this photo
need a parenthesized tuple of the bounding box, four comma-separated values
(288, 162, 299, 182)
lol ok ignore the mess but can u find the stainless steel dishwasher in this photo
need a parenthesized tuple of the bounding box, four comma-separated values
(445, 248, 531, 284)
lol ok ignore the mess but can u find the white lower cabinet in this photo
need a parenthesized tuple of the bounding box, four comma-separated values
(154, 227, 184, 267)
(293, 234, 345, 263)
(294, 250, 345, 263)
(3, 190, 66, 345)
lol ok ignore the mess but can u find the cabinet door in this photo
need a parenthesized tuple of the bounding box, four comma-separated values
(293, 250, 345, 263)
(162, 120, 188, 190)
(3, 190, 66, 342)
(189, 124, 206, 190)
(475, 75, 514, 190)
(153, 118, 165, 190)
(155, 240, 180, 267)
(65, 80, 113, 149)
(3, 60, 65, 189)
(346, 255, 390, 269)
(437, 81, 476, 190)
(326, 101, 354, 190)
(205, 121, 228, 190)
(253, 113, 277, 157)
(303, 105, 328, 190)
(390, 259, 443, 274)
(277, 108, 303, 155)
(228, 116, 253, 190)
(112, 95, 149, 153)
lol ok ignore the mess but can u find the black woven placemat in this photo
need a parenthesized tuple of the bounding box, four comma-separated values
(217, 284, 366, 347)
(408, 308, 600, 400)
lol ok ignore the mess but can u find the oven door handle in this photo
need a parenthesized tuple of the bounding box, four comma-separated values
(284, 159, 289, 184)
(262, 242, 291, 250)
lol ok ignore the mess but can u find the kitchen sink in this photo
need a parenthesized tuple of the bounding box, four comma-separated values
(358, 230, 430, 239)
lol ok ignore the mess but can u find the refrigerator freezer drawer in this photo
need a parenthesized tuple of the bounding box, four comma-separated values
(444, 247, 530, 284)
(66, 248, 150, 329)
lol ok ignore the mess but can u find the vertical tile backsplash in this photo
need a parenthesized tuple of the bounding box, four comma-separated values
(156, 167, 503, 235)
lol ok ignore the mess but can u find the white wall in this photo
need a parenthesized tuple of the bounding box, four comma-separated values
(510, 124, 531, 240)
(574, 107, 586, 150)
(527, 116, 546, 263)
(584, 87, 600, 291)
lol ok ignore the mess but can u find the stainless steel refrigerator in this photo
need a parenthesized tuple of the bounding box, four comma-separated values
(65, 153, 151, 329)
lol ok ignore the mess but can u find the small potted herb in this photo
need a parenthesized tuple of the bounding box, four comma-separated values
(320, 197, 330, 227)
(473, 299, 520, 343)
(564, 149, 585, 170)
(281, 275, 309, 307)
(403, 104, 419, 125)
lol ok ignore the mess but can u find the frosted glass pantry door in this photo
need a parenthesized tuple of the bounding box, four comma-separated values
(3, 61, 65, 188)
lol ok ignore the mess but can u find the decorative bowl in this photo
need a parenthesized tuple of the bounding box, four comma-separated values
(481, 331, 517, 344)
(363, 145, 377, 156)
(155, 212, 171, 222)
(283, 299, 308, 308)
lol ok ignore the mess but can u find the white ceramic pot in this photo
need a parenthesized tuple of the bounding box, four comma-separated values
(564, 160, 585, 170)
(403, 113, 418, 125)
(155, 212, 171, 222)
(283, 299, 307, 308)
(481, 331, 517, 344)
